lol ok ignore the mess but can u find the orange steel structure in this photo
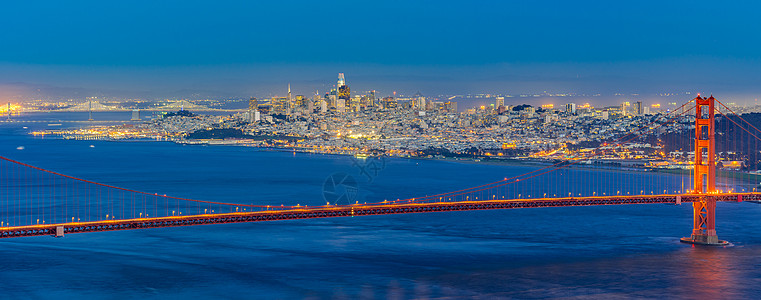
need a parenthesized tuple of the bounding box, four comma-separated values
(681, 95, 726, 245)
(0, 193, 754, 239)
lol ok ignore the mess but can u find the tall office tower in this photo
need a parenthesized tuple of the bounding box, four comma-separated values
(566, 103, 577, 114)
(336, 98, 346, 113)
(360, 95, 373, 108)
(248, 97, 258, 110)
(306, 98, 314, 113)
(337, 73, 345, 88)
(635, 101, 644, 115)
(496, 96, 505, 108)
(621, 102, 629, 116)
(295, 95, 306, 108)
(369, 90, 376, 107)
(336, 73, 350, 103)
(412, 92, 426, 110)
(131, 109, 140, 121)
(321, 99, 328, 113)
(328, 94, 337, 108)
(287, 84, 292, 113)
(272, 97, 288, 114)
(338, 85, 350, 102)
(328, 88, 339, 107)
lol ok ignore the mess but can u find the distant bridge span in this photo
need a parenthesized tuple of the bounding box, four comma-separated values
(1, 193, 753, 239)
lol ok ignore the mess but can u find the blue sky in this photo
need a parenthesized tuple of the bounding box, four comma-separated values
(1, 1, 760, 102)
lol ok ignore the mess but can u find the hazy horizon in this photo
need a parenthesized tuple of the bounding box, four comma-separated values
(2, 1, 761, 105)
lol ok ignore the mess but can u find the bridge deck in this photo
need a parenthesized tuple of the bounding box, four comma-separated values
(0, 193, 754, 239)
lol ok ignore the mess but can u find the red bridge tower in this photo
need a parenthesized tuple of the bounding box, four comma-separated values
(681, 95, 728, 245)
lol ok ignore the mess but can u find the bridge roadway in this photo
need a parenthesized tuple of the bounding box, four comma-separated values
(0, 193, 756, 239)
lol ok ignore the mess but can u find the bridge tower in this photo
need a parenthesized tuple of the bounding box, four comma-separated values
(681, 95, 728, 245)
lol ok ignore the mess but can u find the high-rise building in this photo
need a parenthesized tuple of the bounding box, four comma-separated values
(369, 90, 376, 107)
(635, 101, 644, 115)
(295, 95, 306, 108)
(381, 97, 397, 109)
(328, 93, 337, 108)
(131, 109, 140, 121)
(248, 97, 258, 110)
(338, 85, 350, 102)
(496, 97, 505, 108)
(337, 73, 345, 88)
(565, 103, 577, 114)
(271, 97, 288, 114)
(621, 102, 630, 116)
(413, 92, 425, 110)
(336, 98, 346, 113)
(287, 84, 292, 114)
(306, 97, 314, 113)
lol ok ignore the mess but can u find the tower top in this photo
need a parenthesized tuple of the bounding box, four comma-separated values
(337, 73, 345, 87)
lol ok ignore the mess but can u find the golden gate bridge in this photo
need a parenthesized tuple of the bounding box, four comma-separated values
(1, 95, 760, 246)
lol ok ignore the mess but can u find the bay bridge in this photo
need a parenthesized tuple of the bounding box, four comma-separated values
(1, 95, 760, 246)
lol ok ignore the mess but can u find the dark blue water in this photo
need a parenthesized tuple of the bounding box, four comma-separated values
(2, 114, 761, 299)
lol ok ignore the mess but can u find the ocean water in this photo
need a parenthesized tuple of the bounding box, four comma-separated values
(1, 113, 761, 299)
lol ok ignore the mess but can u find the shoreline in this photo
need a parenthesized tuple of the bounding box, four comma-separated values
(35, 133, 761, 186)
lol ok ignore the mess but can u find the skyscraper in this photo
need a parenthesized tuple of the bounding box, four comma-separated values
(336, 98, 346, 113)
(413, 92, 425, 111)
(338, 85, 350, 102)
(566, 103, 577, 114)
(635, 101, 644, 115)
(337, 73, 345, 88)
(287, 84, 292, 114)
(496, 96, 505, 108)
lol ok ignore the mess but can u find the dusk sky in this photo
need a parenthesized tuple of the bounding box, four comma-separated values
(1, 1, 760, 103)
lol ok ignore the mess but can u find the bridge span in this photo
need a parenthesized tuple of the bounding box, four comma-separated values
(1, 193, 754, 239)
